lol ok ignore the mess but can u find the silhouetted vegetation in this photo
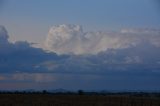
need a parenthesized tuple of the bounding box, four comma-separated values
(0, 90, 160, 106)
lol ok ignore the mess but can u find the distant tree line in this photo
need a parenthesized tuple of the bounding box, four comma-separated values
(0, 90, 160, 97)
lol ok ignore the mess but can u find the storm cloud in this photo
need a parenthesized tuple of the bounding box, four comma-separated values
(0, 25, 65, 73)
(0, 25, 160, 90)
(45, 24, 160, 55)
(1, 25, 160, 74)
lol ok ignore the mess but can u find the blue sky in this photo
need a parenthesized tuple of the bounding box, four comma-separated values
(0, 0, 160, 90)
(0, 0, 160, 46)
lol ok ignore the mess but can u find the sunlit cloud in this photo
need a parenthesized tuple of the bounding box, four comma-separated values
(45, 24, 160, 55)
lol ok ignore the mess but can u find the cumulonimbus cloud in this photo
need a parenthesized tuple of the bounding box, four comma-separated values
(0, 25, 160, 90)
(45, 24, 160, 55)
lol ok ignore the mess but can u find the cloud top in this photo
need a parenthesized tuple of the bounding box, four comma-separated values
(45, 24, 160, 55)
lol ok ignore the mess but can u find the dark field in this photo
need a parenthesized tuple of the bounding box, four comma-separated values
(0, 93, 160, 106)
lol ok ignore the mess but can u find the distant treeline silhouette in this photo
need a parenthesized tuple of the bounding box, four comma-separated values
(0, 90, 160, 97)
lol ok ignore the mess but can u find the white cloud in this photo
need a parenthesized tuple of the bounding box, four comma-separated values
(45, 24, 160, 55)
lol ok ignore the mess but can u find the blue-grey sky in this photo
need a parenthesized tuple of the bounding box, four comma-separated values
(0, 0, 160, 47)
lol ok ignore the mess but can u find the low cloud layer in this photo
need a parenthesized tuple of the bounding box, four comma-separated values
(12, 73, 55, 83)
(45, 24, 160, 55)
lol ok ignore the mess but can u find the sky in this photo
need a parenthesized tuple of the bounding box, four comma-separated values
(0, 0, 160, 91)
(0, 0, 160, 47)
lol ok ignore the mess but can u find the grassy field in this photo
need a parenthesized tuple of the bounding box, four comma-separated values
(0, 94, 160, 106)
